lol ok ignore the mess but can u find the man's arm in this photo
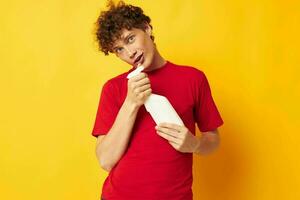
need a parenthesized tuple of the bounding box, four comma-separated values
(95, 100, 139, 172)
(193, 129, 220, 155)
(95, 72, 152, 172)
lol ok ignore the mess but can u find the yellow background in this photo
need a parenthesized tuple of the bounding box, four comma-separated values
(1, 0, 299, 199)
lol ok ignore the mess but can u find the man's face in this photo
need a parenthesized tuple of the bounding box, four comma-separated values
(111, 24, 155, 70)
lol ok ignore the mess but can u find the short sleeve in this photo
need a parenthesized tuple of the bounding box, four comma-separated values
(193, 70, 224, 132)
(91, 80, 121, 137)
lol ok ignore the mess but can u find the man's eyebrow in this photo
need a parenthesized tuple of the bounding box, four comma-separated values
(122, 32, 133, 41)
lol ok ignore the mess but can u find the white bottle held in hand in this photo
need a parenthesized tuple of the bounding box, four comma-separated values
(126, 64, 184, 126)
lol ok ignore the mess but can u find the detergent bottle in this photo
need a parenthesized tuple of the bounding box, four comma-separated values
(126, 64, 184, 126)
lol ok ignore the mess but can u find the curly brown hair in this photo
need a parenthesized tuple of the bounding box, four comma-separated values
(94, 0, 155, 56)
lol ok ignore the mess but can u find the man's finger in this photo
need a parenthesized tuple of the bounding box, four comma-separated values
(156, 127, 179, 138)
(156, 131, 180, 144)
(157, 123, 183, 132)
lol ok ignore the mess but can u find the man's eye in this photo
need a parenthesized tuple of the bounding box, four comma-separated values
(116, 47, 123, 53)
(128, 36, 135, 43)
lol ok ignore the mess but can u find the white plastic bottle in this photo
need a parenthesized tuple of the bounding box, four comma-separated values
(126, 65, 184, 126)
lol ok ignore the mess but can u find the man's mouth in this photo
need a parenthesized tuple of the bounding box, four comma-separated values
(134, 53, 144, 66)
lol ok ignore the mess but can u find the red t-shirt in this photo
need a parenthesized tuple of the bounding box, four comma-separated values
(91, 60, 224, 200)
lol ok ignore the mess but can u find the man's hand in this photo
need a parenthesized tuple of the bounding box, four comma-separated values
(126, 72, 152, 108)
(155, 123, 200, 153)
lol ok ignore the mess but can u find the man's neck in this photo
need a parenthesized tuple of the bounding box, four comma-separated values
(144, 48, 166, 72)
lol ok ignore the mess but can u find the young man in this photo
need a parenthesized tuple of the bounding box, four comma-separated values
(91, 1, 224, 199)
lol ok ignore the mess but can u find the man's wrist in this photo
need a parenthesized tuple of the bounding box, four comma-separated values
(193, 136, 202, 154)
(123, 99, 139, 113)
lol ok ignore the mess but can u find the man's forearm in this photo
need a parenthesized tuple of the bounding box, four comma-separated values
(193, 131, 220, 155)
(96, 99, 139, 171)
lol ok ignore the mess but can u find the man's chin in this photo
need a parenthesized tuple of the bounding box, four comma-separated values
(134, 62, 147, 70)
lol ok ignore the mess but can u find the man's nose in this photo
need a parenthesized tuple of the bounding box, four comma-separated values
(125, 47, 136, 59)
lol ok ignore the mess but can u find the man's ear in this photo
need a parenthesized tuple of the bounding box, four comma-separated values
(145, 23, 152, 36)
